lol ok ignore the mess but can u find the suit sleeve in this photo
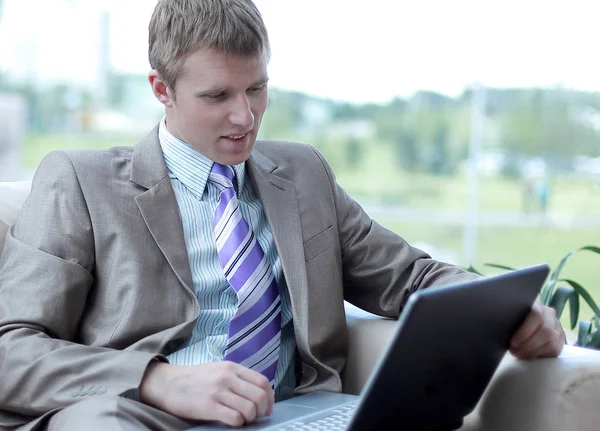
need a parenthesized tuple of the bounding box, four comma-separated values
(0, 151, 162, 417)
(308, 147, 480, 318)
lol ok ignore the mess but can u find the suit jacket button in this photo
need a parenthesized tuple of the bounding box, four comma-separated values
(70, 386, 83, 397)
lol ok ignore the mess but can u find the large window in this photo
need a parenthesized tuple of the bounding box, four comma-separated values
(1, 0, 598, 323)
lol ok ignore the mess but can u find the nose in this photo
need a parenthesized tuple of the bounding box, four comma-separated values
(229, 94, 254, 129)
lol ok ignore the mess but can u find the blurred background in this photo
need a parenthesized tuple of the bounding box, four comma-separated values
(0, 0, 598, 316)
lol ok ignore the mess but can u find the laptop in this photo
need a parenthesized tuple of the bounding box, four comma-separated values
(187, 263, 550, 431)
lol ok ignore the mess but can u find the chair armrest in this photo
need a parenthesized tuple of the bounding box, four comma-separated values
(0, 181, 31, 225)
(470, 345, 600, 431)
(0, 181, 31, 254)
(343, 304, 396, 395)
(343, 306, 600, 431)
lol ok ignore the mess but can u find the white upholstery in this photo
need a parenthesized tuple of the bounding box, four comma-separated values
(0, 181, 31, 253)
(2, 181, 600, 431)
(344, 302, 600, 431)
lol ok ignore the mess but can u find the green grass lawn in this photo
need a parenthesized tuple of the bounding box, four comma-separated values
(23, 133, 141, 171)
(333, 140, 600, 329)
(331, 139, 600, 216)
(380, 220, 600, 329)
(23, 132, 600, 217)
(337, 166, 599, 216)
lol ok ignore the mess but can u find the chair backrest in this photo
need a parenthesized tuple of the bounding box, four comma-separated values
(0, 181, 32, 255)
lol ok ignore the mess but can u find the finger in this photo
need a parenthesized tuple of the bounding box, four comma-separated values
(218, 390, 259, 425)
(234, 365, 275, 416)
(209, 402, 247, 428)
(547, 319, 567, 356)
(227, 372, 271, 418)
(511, 321, 565, 359)
(511, 305, 557, 356)
(511, 301, 544, 348)
(510, 332, 548, 358)
(512, 339, 552, 360)
(516, 336, 563, 359)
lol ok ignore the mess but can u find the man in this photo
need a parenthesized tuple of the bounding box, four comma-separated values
(0, 0, 565, 429)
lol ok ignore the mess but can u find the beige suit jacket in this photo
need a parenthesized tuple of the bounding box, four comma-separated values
(0, 127, 475, 429)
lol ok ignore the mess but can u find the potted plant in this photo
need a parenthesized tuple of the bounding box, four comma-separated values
(468, 245, 600, 349)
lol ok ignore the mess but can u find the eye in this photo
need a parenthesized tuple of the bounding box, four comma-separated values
(248, 83, 267, 93)
(204, 92, 227, 101)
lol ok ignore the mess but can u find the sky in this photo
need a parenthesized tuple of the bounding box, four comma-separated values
(0, 0, 599, 103)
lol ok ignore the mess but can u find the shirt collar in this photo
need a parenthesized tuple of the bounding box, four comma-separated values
(158, 117, 246, 200)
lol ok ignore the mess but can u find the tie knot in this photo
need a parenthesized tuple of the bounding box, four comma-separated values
(209, 163, 235, 190)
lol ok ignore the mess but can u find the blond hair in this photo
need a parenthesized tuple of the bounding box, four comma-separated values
(149, 0, 270, 90)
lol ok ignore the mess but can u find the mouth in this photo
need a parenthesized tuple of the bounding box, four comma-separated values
(223, 132, 250, 141)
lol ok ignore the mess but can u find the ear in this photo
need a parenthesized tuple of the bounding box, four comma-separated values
(148, 70, 174, 107)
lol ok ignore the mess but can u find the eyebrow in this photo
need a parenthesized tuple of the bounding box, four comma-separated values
(194, 77, 269, 97)
(251, 77, 270, 87)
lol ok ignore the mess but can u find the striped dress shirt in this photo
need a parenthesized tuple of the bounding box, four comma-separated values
(159, 119, 296, 401)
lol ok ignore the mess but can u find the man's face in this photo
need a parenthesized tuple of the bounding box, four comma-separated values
(150, 47, 269, 165)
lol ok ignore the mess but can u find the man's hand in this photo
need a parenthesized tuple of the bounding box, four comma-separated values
(510, 300, 566, 359)
(139, 361, 274, 427)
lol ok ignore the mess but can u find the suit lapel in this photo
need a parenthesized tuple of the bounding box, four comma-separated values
(130, 127, 194, 293)
(247, 150, 309, 329)
(128, 133, 308, 326)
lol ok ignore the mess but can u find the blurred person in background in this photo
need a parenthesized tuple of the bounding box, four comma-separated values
(0, 0, 565, 429)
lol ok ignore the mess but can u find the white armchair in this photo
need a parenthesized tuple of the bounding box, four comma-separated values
(344, 305, 600, 431)
(2, 181, 600, 431)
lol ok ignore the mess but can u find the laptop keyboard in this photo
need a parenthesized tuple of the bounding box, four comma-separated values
(272, 402, 357, 430)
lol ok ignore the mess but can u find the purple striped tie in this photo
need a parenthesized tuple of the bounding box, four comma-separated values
(209, 163, 281, 384)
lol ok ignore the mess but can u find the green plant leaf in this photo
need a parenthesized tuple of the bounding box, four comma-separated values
(543, 246, 600, 306)
(548, 286, 574, 321)
(577, 321, 592, 347)
(540, 280, 554, 306)
(569, 290, 580, 330)
(586, 326, 600, 349)
(483, 263, 516, 271)
(580, 245, 600, 255)
(548, 250, 577, 287)
(465, 265, 483, 276)
(559, 279, 600, 317)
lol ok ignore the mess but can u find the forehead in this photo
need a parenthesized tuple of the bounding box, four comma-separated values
(178, 47, 268, 87)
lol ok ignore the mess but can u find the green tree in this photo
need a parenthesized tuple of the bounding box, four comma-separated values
(260, 89, 303, 139)
(345, 137, 362, 168)
(499, 89, 599, 173)
(428, 123, 450, 175)
(393, 131, 419, 171)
